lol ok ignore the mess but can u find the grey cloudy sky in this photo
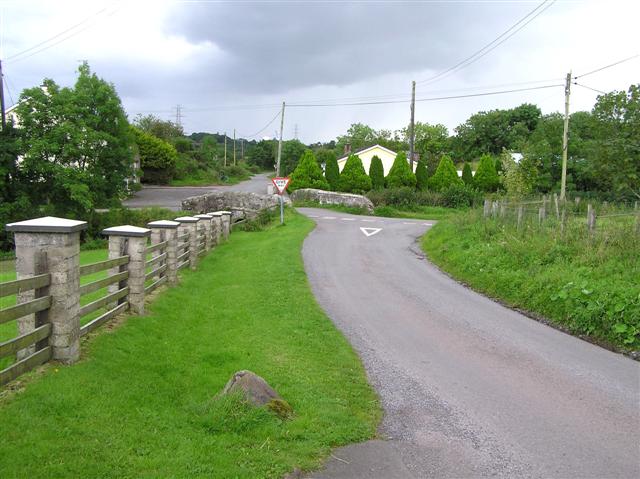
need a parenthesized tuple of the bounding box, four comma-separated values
(1, 0, 638, 143)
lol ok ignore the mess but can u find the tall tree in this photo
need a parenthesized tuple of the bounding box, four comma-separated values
(134, 114, 184, 141)
(386, 152, 417, 189)
(415, 159, 429, 191)
(427, 155, 462, 191)
(473, 154, 501, 192)
(15, 63, 133, 216)
(337, 154, 372, 193)
(369, 155, 385, 190)
(288, 150, 330, 191)
(318, 150, 340, 190)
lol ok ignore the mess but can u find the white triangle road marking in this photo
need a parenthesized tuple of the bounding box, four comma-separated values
(360, 227, 382, 237)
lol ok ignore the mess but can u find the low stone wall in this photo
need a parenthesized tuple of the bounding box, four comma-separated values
(182, 191, 281, 220)
(290, 189, 374, 213)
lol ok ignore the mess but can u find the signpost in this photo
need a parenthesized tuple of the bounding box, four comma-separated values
(271, 177, 290, 225)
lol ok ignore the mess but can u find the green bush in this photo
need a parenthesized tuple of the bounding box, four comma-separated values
(132, 127, 177, 184)
(318, 150, 340, 190)
(415, 160, 429, 191)
(288, 150, 330, 192)
(369, 155, 385, 190)
(427, 155, 462, 191)
(474, 154, 500, 192)
(440, 183, 482, 208)
(337, 155, 372, 194)
(385, 152, 416, 189)
(86, 207, 186, 241)
(462, 162, 474, 185)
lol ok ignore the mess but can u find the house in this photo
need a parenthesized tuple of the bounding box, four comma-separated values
(337, 144, 410, 175)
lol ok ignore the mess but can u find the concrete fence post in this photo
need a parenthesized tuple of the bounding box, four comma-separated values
(220, 211, 232, 240)
(175, 216, 199, 270)
(6, 217, 87, 364)
(194, 214, 213, 251)
(102, 225, 151, 315)
(483, 199, 490, 218)
(208, 212, 223, 245)
(147, 220, 180, 285)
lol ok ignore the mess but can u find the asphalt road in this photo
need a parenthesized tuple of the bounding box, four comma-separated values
(298, 208, 640, 479)
(122, 172, 272, 210)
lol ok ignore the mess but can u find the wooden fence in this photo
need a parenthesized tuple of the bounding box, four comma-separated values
(0, 211, 233, 386)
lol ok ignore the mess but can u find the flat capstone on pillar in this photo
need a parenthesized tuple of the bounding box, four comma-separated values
(219, 211, 232, 240)
(6, 216, 87, 364)
(207, 212, 223, 246)
(102, 225, 151, 315)
(147, 220, 180, 285)
(175, 216, 200, 270)
(194, 214, 213, 251)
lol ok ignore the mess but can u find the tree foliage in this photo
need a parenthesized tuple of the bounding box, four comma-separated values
(131, 127, 177, 184)
(473, 154, 501, 192)
(134, 114, 184, 141)
(369, 155, 385, 190)
(280, 140, 307, 176)
(249, 139, 276, 171)
(337, 154, 372, 193)
(427, 155, 462, 191)
(318, 149, 340, 190)
(461, 162, 474, 185)
(14, 62, 133, 216)
(386, 152, 416, 189)
(288, 150, 330, 191)
(415, 160, 429, 190)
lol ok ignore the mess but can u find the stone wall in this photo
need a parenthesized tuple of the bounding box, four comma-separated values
(290, 189, 374, 213)
(182, 191, 280, 219)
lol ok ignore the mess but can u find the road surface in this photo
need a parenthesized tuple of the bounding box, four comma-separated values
(299, 208, 640, 479)
(122, 172, 272, 210)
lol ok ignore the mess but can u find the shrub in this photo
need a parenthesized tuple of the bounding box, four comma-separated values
(415, 160, 429, 191)
(288, 150, 330, 192)
(385, 152, 416, 189)
(441, 183, 482, 208)
(319, 150, 340, 190)
(132, 127, 177, 184)
(427, 155, 462, 191)
(474, 154, 500, 192)
(337, 154, 372, 193)
(369, 155, 385, 190)
(461, 162, 474, 185)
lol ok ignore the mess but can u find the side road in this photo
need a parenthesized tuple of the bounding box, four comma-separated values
(122, 172, 273, 210)
(299, 207, 640, 478)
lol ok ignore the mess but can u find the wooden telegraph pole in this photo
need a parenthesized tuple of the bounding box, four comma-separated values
(409, 80, 416, 170)
(0, 60, 6, 129)
(224, 132, 227, 167)
(276, 101, 285, 177)
(560, 71, 572, 201)
(233, 129, 236, 166)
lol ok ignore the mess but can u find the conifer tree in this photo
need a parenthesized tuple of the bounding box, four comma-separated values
(369, 155, 385, 190)
(461, 162, 474, 185)
(474, 154, 501, 192)
(337, 154, 372, 193)
(427, 155, 462, 191)
(415, 160, 429, 190)
(385, 152, 416, 188)
(288, 150, 330, 191)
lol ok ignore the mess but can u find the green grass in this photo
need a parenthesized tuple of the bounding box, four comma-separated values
(170, 170, 250, 187)
(0, 210, 380, 478)
(422, 208, 640, 351)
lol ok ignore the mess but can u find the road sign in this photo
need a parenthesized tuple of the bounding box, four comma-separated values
(360, 227, 382, 237)
(272, 177, 290, 195)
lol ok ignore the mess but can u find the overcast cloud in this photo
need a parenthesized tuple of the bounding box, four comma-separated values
(1, 0, 638, 143)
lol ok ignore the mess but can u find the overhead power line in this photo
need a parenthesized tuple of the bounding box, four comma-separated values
(239, 109, 281, 138)
(417, 0, 556, 87)
(574, 82, 606, 95)
(5, 4, 120, 64)
(287, 84, 562, 108)
(574, 54, 639, 79)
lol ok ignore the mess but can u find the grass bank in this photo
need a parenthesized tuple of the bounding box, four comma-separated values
(422, 208, 640, 352)
(0, 210, 380, 478)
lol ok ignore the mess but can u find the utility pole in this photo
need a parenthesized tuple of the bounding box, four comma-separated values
(241, 138, 244, 161)
(233, 129, 236, 166)
(276, 101, 285, 177)
(409, 80, 416, 170)
(0, 60, 6, 129)
(560, 71, 572, 201)
(224, 132, 227, 167)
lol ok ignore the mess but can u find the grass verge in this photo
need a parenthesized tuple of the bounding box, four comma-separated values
(422, 208, 640, 353)
(0, 210, 380, 478)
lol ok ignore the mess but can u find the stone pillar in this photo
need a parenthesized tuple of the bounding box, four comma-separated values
(7, 216, 87, 364)
(208, 212, 223, 246)
(194, 214, 213, 251)
(220, 211, 232, 240)
(147, 220, 180, 285)
(102, 225, 150, 315)
(175, 216, 199, 270)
